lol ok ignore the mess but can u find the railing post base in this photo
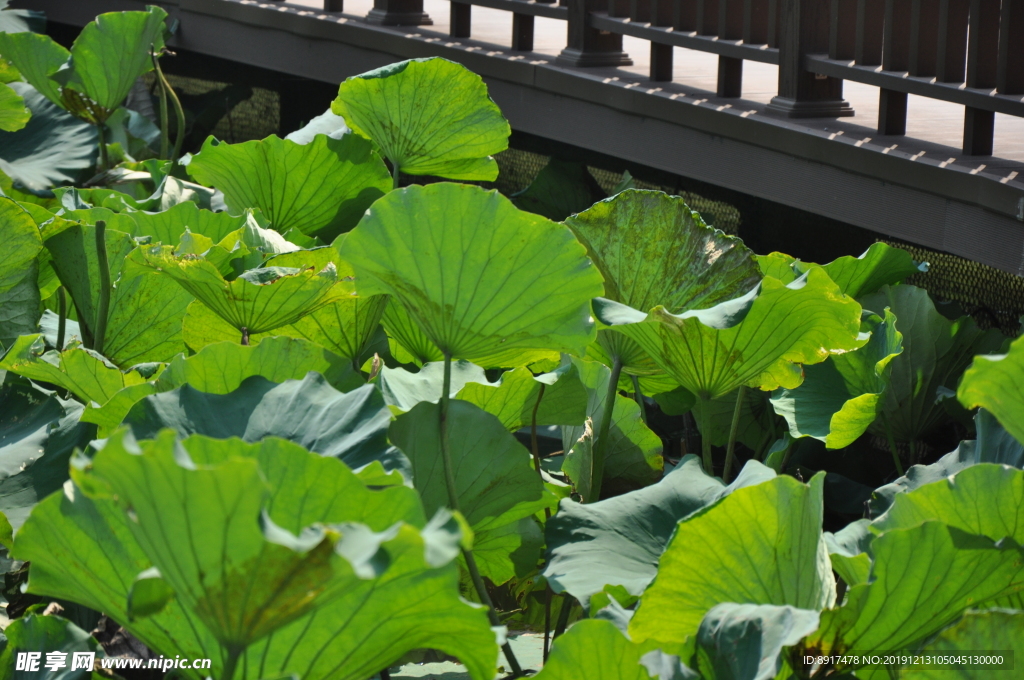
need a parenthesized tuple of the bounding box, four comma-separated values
(365, 0, 432, 26)
(556, 47, 633, 68)
(764, 95, 854, 118)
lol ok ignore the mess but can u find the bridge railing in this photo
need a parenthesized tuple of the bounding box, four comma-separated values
(320, 0, 1024, 156)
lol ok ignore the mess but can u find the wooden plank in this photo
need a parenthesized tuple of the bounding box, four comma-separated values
(882, 0, 910, 72)
(878, 88, 908, 134)
(908, 0, 938, 76)
(718, 55, 743, 96)
(512, 12, 534, 50)
(744, 0, 770, 44)
(651, 42, 673, 80)
(675, 0, 699, 31)
(830, 0, 857, 60)
(699, 0, 719, 34)
(966, 0, 999, 88)
(720, 0, 743, 39)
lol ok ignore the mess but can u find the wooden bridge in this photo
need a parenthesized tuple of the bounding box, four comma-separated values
(17, 0, 1024, 275)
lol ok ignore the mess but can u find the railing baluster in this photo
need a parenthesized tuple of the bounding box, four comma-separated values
(855, 0, 884, 65)
(997, 0, 1024, 94)
(937, 0, 969, 82)
(324, 0, 343, 11)
(830, 0, 857, 59)
(909, 0, 939, 76)
(964, 0, 1000, 155)
(366, 0, 432, 24)
(717, 0, 745, 97)
(700, 0, 720, 34)
(675, 0, 698, 31)
(878, 0, 910, 134)
(767, 0, 854, 117)
(451, 1, 471, 37)
(610, 0, 630, 18)
(559, 0, 634, 65)
(512, 13, 535, 50)
(651, 0, 674, 24)
(744, 0, 770, 44)
(767, 0, 779, 46)
(651, 44, 674, 80)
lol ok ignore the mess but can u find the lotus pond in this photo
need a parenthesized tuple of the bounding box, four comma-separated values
(1, 6, 1023, 680)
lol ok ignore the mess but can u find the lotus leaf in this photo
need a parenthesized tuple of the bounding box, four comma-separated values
(0, 83, 96, 191)
(0, 32, 69, 108)
(184, 133, 390, 241)
(82, 337, 362, 433)
(340, 183, 603, 361)
(543, 456, 775, 608)
(0, 614, 104, 680)
(566, 190, 760, 382)
(512, 158, 606, 222)
(138, 246, 350, 340)
(12, 432, 497, 680)
(0, 197, 41, 348)
(389, 400, 557, 582)
(532, 619, 660, 680)
(694, 603, 821, 680)
(0, 81, 29, 132)
(51, 7, 168, 122)
(0, 379, 92, 532)
(0, 334, 152, 405)
(757, 242, 923, 298)
(629, 473, 834, 651)
(331, 58, 509, 181)
(771, 309, 903, 448)
(805, 522, 1024, 663)
(904, 609, 1024, 679)
(859, 285, 1005, 444)
(123, 373, 404, 477)
(958, 332, 1024, 445)
(560, 357, 662, 499)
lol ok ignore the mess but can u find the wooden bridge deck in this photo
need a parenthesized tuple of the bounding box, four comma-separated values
(16, 0, 1024, 275)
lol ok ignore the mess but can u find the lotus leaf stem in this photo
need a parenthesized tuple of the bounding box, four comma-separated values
(152, 50, 186, 162)
(697, 397, 714, 474)
(530, 383, 550, 519)
(440, 353, 524, 677)
(723, 385, 746, 482)
(152, 50, 170, 159)
(220, 646, 242, 680)
(392, 164, 400, 190)
(881, 412, 905, 477)
(92, 221, 111, 356)
(56, 287, 67, 351)
(542, 584, 552, 662)
(630, 374, 647, 425)
(96, 123, 109, 174)
(552, 594, 574, 639)
(590, 356, 623, 502)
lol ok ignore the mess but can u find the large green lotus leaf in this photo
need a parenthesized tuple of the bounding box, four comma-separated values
(757, 242, 922, 298)
(869, 410, 1024, 517)
(0, 197, 41, 348)
(379, 360, 586, 431)
(179, 301, 292, 352)
(341, 183, 603, 361)
(860, 285, 1006, 443)
(958, 333, 1024, 446)
(598, 269, 865, 401)
(629, 473, 834, 651)
(379, 297, 560, 369)
(693, 603, 820, 680)
(823, 519, 873, 587)
(0, 614, 105, 680)
(125, 201, 249, 246)
(53, 8, 167, 116)
(0, 380, 92, 532)
(0, 81, 29, 132)
(81, 337, 362, 433)
(511, 158, 606, 222)
(458, 362, 587, 431)
(532, 619, 661, 680)
(566, 190, 759, 380)
(872, 464, 1024, 544)
(184, 133, 390, 241)
(0, 83, 96, 192)
(12, 433, 497, 680)
(123, 373, 404, 477)
(138, 246, 350, 337)
(0, 32, 69, 107)
(44, 223, 135, 349)
(771, 309, 903, 448)
(543, 456, 775, 608)
(0, 334, 151, 405)
(469, 516, 544, 586)
(331, 58, 509, 181)
(561, 357, 662, 500)
(903, 609, 1024, 679)
(389, 400, 556, 533)
(805, 522, 1024, 662)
